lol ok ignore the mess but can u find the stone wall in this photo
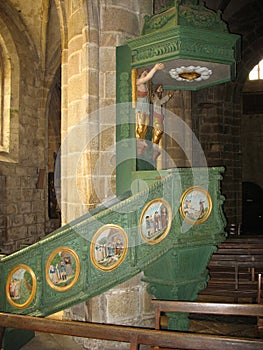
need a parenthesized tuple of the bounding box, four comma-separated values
(242, 113, 263, 188)
(242, 81, 263, 189)
(60, 0, 153, 222)
(192, 84, 242, 226)
(64, 273, 154, 349)
(0, 1, 48, 253)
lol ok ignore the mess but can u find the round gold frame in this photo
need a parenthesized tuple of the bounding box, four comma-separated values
(6, 264, 36, 309)
(180, 186, 212, 225)
(46, 247, 80, 292)
(140, 198, 172, 244)
(90, 224, 128, 271)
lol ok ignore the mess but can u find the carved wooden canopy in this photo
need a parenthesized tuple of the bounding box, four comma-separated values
(127, 0, 240, 90)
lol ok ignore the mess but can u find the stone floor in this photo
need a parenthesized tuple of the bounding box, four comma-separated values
(20, 311, 83, 350)
(189, 313, 256, 338)
(20, 332, 83, 350)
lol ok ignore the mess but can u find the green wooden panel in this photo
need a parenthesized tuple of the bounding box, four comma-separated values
(127, 1, 240, 91)
(3, 328, 35, 350)
(116, 44, 136, 196)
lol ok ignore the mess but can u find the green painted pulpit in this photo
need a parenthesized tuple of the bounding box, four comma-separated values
(116, 0, 240, 195)
(0, 3, 238, 347)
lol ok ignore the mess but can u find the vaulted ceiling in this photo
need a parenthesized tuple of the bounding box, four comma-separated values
(207, 1, 263, 45)
(2, 0, 263, 84)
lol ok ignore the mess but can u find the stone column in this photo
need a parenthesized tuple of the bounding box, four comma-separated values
(60, 1, 155, 349)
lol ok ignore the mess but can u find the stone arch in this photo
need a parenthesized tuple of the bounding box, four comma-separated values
(46, 66, 61, 224)
(224, 0, 263, 101)
(0, 1, 51, 249)
(0, 0, 41, 163)
(233, 38, 263, 103)
(223, 1, 263, 228)
(54, 0, 69, 50)
(0, 17, 19, 162)
(0, 1, 39, 67)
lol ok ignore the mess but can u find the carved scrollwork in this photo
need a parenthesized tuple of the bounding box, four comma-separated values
(131, 40, 181, 63)
(153, 0, 175, 14)
(144, 13, 174, 31)
(179, 5, 227, 31)
(180, 39, 233, 60)
(131, 36, 232, 68)
(119, 72, 131, 139)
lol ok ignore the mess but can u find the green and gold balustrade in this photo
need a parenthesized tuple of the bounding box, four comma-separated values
(0, 167, 226, 332)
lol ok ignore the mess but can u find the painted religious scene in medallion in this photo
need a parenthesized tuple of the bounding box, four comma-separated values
(140, 198, 172, 244)
(46, 247, 80, 291)
(91, 225, 128, 271)
(6, 264, 36, 308)
(180, 186, 212, 225)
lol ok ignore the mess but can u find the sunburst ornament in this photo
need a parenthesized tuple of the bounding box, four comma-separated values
(169, 65, 212, 82)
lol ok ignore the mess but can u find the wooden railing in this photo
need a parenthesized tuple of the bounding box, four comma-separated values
(152, 300, 263, 349)
(0, 309, 263, 350)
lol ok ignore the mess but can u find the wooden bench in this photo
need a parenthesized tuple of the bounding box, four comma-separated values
(213, 235, 263, 252)
(223, 236, 263, 242)
(200, 262, 263, 302)
(199, 236, 263, 301)
(152, 300, 263, 349)
(256, 273, 263, 336)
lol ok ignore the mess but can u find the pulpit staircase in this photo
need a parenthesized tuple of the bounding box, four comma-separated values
(0, 167, 227, 349)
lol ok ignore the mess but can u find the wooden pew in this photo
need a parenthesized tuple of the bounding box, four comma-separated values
(152, 300, 263, 349)
(256, 273, 263, 336)
(199, 236, 263, 302)
(200, 261, 263, 302)
(222, 236, 263, 243)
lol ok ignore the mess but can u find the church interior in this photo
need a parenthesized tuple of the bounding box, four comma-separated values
(0, 0, 263, 349)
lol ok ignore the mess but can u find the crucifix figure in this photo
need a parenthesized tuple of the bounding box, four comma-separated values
(135, 63, 165, 156)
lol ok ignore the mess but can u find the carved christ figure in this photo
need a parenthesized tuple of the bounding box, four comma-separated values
(151, 84, 173, 160)
(135, 63, 165, 155)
